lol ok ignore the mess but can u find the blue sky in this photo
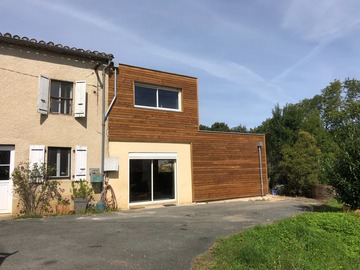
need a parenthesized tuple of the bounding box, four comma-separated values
(2, 0, 360, 128)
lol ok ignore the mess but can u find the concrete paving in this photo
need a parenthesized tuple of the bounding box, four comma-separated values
(0, 196, 320, 270)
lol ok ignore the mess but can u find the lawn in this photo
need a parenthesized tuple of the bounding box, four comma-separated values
(193, 201, 360, 270)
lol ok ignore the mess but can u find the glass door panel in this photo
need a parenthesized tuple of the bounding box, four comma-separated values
(0, 151, 11, 180)
(129, 159, 152, 202)
(153, 159, 175, 200)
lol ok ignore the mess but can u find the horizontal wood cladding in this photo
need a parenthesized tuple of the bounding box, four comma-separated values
(108, 65, 199, 143)
(108, 64, 268, 202)
(192, 132, 268, 202)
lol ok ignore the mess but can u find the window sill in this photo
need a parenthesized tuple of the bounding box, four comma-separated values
(134, 105, 181, 112)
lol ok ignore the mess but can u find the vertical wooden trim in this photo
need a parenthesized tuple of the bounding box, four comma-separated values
(190, 142, 195, 203)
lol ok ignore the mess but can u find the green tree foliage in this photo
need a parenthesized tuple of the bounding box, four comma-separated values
(279, 131, 322, 197)
(199, 122, 248, 133)
(210, 122, 230, 132)
(327, 78, 360, 208)
(257, 78, 360, 204)
(12, 163, 62, 215)
(330, 123, 360, 209)
(230, 124, 248, 133)
(320, 80, 342, 131)
(199, 124, 210, 131)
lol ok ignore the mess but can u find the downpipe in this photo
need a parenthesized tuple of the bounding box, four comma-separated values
(257, 142, 264, 196)
(101, 60, 114, 190)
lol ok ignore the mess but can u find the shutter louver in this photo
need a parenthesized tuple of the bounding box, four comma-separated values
(75, 81, 86, 118)
(29, 145, 45, 170)
(38, 75, 50, 114)
(75, 146, 87, 181)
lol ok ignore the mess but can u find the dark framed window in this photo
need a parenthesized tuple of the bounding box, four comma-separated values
(48, 147, 71, 178)
(50, 80, 73, 114)
(134, 84, 180, 111)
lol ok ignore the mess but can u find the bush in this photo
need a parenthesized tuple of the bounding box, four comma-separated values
(71, 179, 93, 199)
(12, 163, 62, 215)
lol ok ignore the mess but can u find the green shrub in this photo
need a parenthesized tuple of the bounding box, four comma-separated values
(12, 163, 61, 215)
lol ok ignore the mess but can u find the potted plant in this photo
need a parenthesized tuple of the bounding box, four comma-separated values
(56, 197, 71, 215)
(71, 179, 93, 214)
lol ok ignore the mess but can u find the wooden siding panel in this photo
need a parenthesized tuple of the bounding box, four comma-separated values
(108, 64, 268, 202)
(108, 65, 199, 143)
(192, 132, 268, 202)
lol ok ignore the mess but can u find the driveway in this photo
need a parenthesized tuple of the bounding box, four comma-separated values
(0, 196, 320, 270)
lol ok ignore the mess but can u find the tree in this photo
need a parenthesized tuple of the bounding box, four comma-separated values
(210, 122, 230, 132)
(199, 124, 210, 131)
(279, 131, 322, 196)
(231, 124, 248, 133)
(330, 123, 360, 209)
(320, 80, 342, 131)
(328, 79, 360, 208)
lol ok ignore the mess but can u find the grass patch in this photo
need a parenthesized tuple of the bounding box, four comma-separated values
(194, 212, 360, 270)
(310, 199, 343, 212)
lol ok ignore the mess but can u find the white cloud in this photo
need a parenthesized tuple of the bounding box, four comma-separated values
(282, 0, 360, 42)
(30, 0, 123, 34)
(274, 0, 360, 84)
(30, 0, 286, 105)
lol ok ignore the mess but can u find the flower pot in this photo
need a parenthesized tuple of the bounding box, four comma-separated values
(73, 198, 89, 214)
(56, 204, 71, 215)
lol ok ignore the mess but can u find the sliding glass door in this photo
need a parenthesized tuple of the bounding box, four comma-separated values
(130, 159, 175, 203)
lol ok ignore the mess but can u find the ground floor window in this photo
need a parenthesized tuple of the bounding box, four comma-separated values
(129, 159, 176, 203)
(48, 147, 71, 178)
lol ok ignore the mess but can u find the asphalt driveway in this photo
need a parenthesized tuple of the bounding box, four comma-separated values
(0, 197, 320, 270)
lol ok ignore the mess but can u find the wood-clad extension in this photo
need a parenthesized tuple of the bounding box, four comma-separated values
(108, 64, 199, 143)
(192, 131, 268, 201)
(108, 64, 268, 202)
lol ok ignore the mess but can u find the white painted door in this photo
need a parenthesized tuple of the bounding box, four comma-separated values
(0, 146, 15, 214)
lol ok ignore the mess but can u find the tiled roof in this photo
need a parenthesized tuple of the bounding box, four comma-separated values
(0, 32, 113, 61)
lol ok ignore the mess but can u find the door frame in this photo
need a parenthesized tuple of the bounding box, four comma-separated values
(128, 152, 177, 206)
(0, 145, 15, 214)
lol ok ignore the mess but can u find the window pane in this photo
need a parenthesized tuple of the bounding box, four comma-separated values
(50, 99, 60, 113)
(51, 81, 61, 97)
(0, 151, 10, 164)
(59, 149, 70, 177)
(48, 148, 57, 176)
(158, 89, 179, 110)
(135, 86, 157, 107)
(130, 159, 152, 202)
(61, 83, 73, 98)
(60, 99, 71, 114)
(153, 159, 175, 200)
(0, 166, 10, 180)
